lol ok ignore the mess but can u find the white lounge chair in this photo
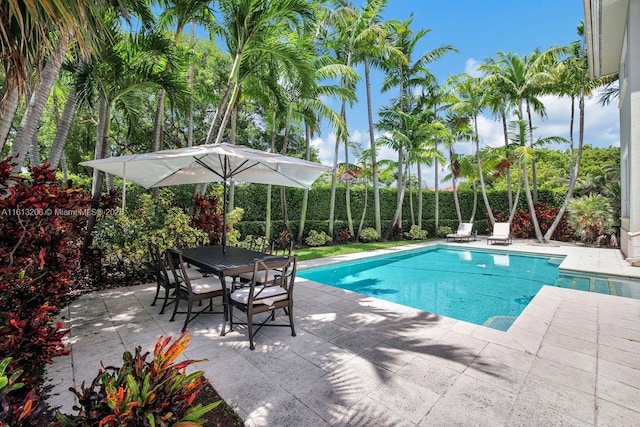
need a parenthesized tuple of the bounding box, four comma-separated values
(488, 222, 512, 245)
(446, 222, 474, 242)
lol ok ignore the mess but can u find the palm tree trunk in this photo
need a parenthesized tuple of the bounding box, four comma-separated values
(48, 84, 78, 169)
(522, 158, 544, 242)
(297, 124, 312, 245)
(0, 86, 20, 153)
(280, 103, 293, 236)
(501, 109, 513, 211)
(328, 129, 340, 238)
(213, 52, 243, 145)
(452, 177, 462, 223)
(205, 80, 232, 144)
(228, 104, 238, 210)
(408, 167, 415, 226)
(9, 33, 70, 173)
(187, 24, 195, 148)
(526, 100, 538, 203)
(450, 148, 462, 223)
(29, 135, 40, 165)
(386, 155, 406, 239)
(188, 62, 194, 147)
(417, 162, 423, 228)
(357, 179, 368, 241)
(474, 114, 495, 226)
(152, 88, 166, 152)
(61, 153, 68, 182)
(265, 110, 277, 241)
(434, 138, 440, 229)
(470, 182, 478, 222)
(365, 60, 381, 236)
(508, 176, 522, 223)
(544, 93, 584, 242)
(84, 96, 108, 250)
(342, 103, 353, 236)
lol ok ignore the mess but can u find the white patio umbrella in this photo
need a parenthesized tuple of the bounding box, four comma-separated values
(80, 143, 331, 252)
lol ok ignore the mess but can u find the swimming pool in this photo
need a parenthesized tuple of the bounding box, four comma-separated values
(298, 246, 564, 331)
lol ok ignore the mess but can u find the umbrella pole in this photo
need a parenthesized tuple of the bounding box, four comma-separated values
(222, 181, 227, 254)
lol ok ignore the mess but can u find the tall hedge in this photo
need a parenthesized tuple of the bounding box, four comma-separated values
(232, 184, 564, 239)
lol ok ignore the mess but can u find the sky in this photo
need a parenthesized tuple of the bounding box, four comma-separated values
(312, 0, 620, 186)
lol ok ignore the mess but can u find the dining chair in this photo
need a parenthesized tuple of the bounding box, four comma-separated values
(228, 255, 297, 350)
(166, 249, 228, 332)
(268, 237, 294, 256)
(148, 243, 204, 314)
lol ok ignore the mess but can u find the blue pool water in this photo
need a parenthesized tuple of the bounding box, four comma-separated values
(298, 246, 564, 331)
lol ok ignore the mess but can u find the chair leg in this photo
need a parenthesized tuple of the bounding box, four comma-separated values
(169, 296, 180, 322)
(288, 304, 296, 337)
(247, 312, 254, 350)
(151, 281, 161, 306)
(182, 300, 194, 332)
(159, 285, 171, 314)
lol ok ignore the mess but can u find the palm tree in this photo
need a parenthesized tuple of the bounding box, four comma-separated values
(8, 36, 71, 172)
(377, 94, 440, 237)
(448, 74, 496, 227)
(480, 58, 516, 212)
(543, 24, 605, 242)
(320, 0, 361, 238)
(204, 0, 315, 146)
(509, 119, 543, 241)
(78, 27, 186, 247)
(380, 16, 454, 237)
(2, 0, 153, 172)
(482, 49, 563, 203)
(151, 0, 214, 153)
(441, 112, 473, 224)
(0, 0, 102, 106)
(332, 0, 406, 235)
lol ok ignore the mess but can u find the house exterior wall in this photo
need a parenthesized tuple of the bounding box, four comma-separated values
(619, 0, 640, 263)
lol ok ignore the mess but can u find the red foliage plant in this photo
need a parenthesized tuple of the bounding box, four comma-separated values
(337, 229, 352, 244)
(190, 194, 224, 244)
(0, 158, 90, 387)
(493, 202, 574, 241)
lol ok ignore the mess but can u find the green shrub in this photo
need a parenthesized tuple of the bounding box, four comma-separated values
(56, 332, 219, 426)
(407, 225, 428, 240)
(92, 193, 209, 276)
(305, 230, 332, 247)
(359, 227, 379, 243)
(436, 226, 453, 238)
(568, 194, 615, 243)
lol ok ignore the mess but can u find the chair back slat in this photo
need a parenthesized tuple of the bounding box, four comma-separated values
(148, 243, 172, 287)
(166, 249, 194, 296)
(268, 238, 294, 256)
(248, 255, 296, 303)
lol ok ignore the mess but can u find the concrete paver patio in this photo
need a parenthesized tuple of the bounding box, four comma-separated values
(46, 240, 640, 426)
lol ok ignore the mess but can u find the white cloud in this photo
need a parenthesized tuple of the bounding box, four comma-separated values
(465, 58, 483, 77)
(311, 133, 337, 166)
(313, 129, 399, 168)
(469, 93, 620, 151)
(529, 93, 619, 148)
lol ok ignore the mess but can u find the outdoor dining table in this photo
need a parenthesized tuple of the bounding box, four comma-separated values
(178, 245, 285, 335)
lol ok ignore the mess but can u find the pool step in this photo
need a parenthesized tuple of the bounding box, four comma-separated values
(483, 316, 517, 332)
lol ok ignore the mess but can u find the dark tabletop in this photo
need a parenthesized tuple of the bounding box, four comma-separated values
(179, 245, 270, 276)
